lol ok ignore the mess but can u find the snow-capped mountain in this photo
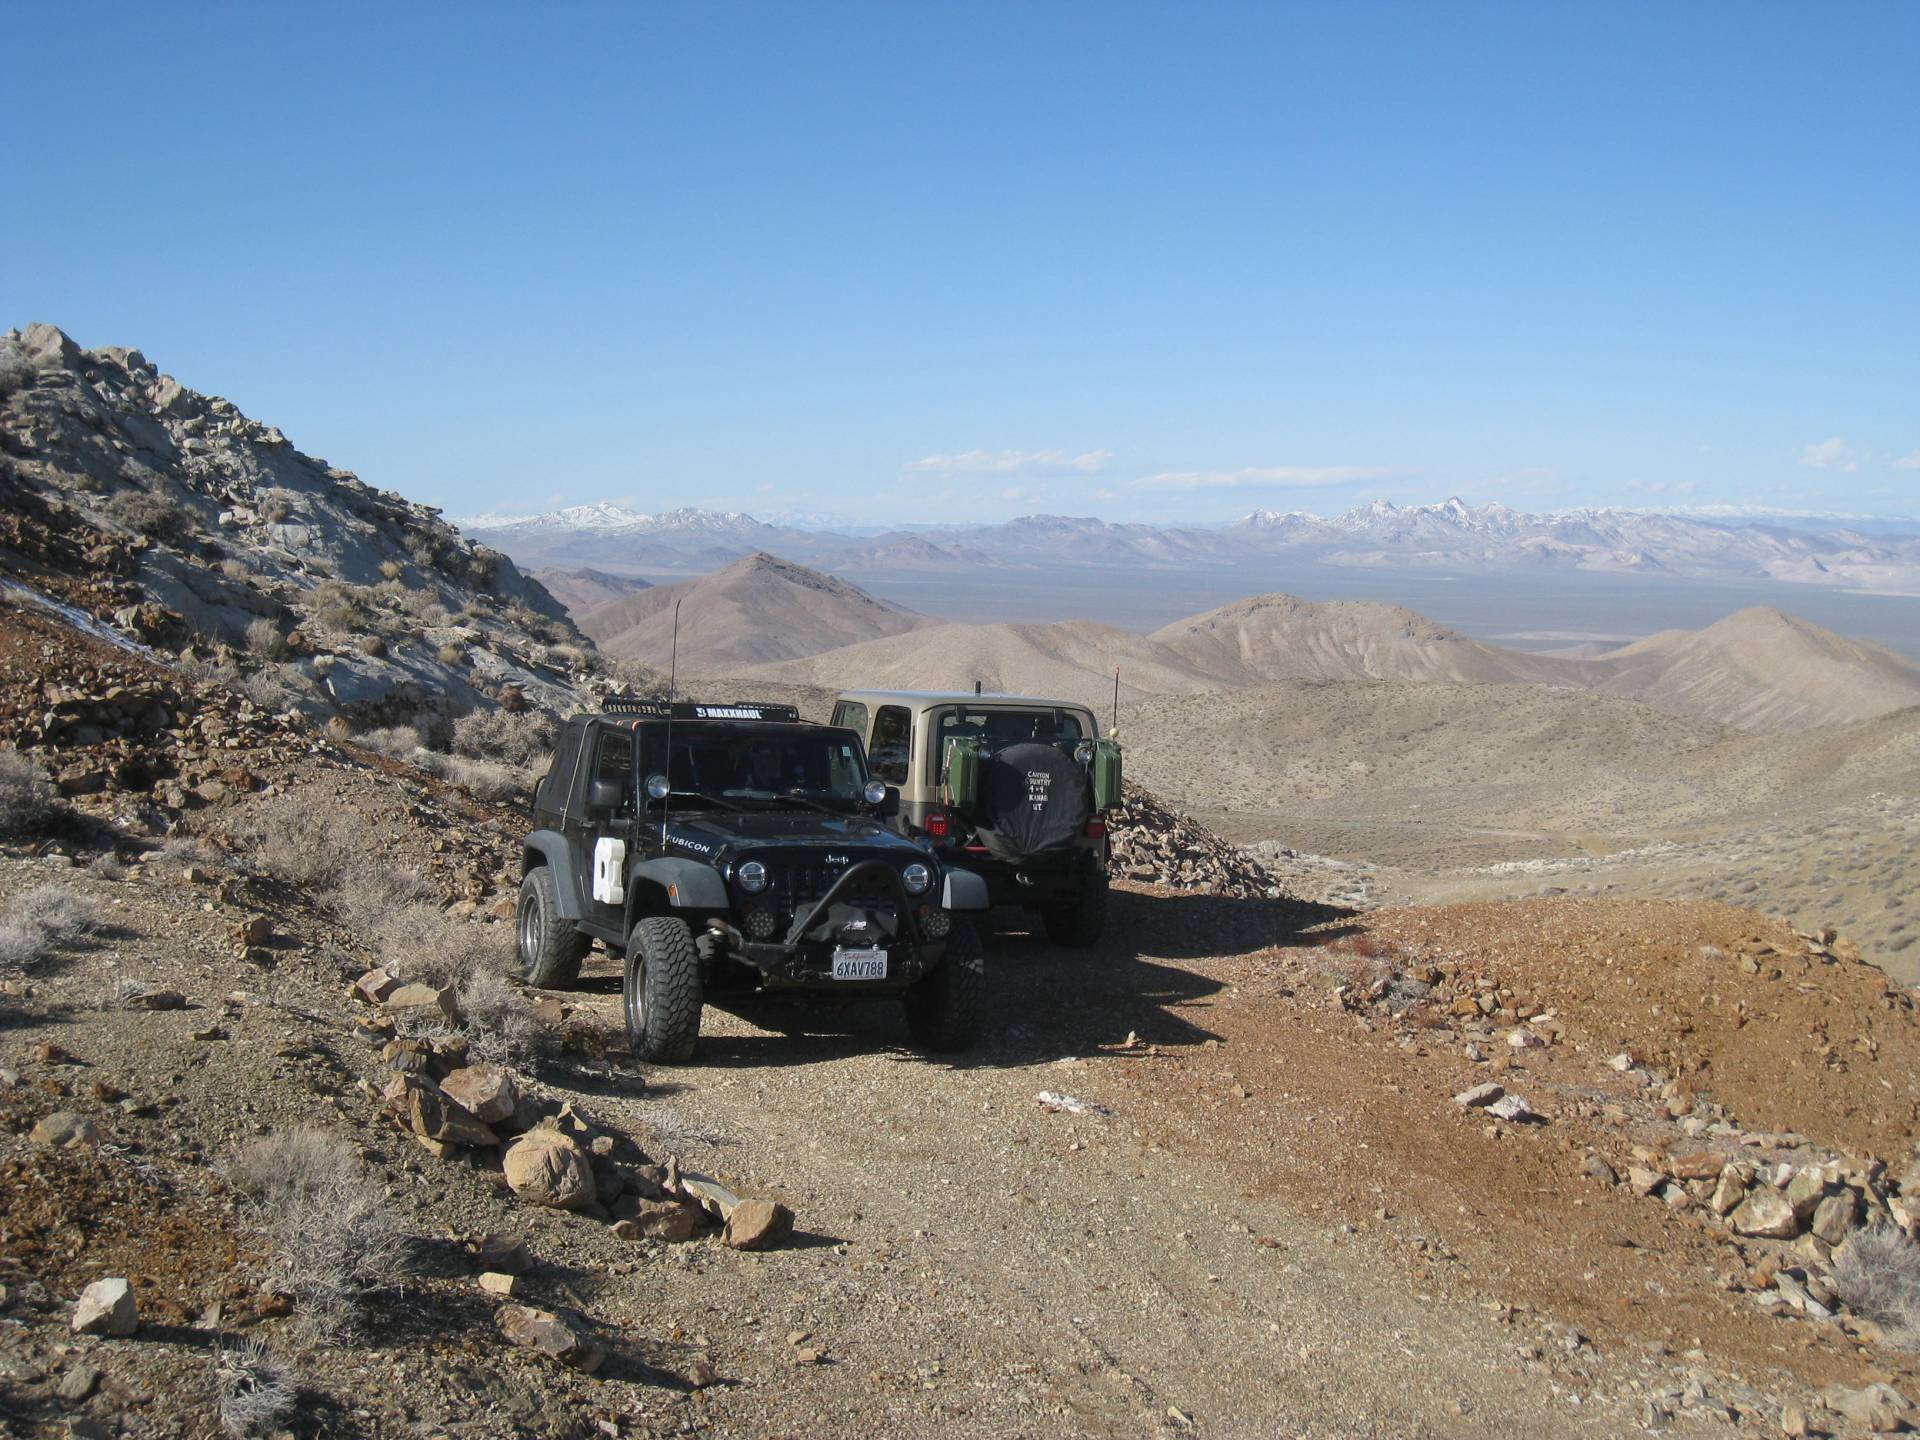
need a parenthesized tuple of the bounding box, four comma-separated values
(458, 498, 1920, 594)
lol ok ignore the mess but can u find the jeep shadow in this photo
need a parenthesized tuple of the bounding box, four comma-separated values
(693, 886, 1339, 1070)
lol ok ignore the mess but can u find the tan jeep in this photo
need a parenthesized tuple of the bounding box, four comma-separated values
(827, 690, 1121, 945)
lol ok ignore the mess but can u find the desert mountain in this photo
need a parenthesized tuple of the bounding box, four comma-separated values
(531, 566, 652, 618)
(740, 617, 1220, 709)
(0, 323, 589, 725)
(578, 552, 929, 673)
(1149, 593, 1572, 687)
(466, 497, 1920, 594)
(1584, 607, 1920, 732)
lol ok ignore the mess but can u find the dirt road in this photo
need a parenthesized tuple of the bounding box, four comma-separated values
(566, 889, 1821, 1438)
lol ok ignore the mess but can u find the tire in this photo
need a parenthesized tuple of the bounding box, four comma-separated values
(518, 867, 590, 988)
(1041, 867, 1108, 947)
(625, 916, 703, 1063)
(904, 919, 984, 1053)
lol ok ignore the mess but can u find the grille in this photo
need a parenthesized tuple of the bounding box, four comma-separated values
(775, 860, 897, 912)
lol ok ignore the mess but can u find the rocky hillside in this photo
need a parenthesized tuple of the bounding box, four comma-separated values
(0, 323, 594, 732)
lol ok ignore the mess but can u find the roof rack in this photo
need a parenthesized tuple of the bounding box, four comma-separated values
(599, 696, 802, 723)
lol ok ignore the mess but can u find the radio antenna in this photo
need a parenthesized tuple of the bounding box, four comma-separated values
(661, 597, 682, 847)
(1111, 667, 1120, 737)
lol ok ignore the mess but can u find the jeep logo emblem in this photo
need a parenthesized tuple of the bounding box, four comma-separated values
(824, 854, 849, 865)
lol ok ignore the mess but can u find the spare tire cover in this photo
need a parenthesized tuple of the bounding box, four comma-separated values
(975, 742, 1090, 860)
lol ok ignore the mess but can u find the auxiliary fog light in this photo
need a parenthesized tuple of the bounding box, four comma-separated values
(745, 908, 779, 941)
(921, 907, 952, 939)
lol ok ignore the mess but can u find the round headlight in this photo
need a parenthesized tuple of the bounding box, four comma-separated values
(902, 862, 931, 895)
(1074, 741, 1093, 763)
(737, 860, 769, 894)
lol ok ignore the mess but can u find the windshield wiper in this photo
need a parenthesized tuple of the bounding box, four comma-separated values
(648, 789, 746, 813)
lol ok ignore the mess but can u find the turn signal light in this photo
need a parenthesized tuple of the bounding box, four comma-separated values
(1085, 818, 1107, 840)
(923, 810, 950, 840)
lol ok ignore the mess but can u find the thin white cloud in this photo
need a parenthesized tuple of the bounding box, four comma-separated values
(1895, 451, 1920, 471)
(1799, 436, 1859, 472)
(1128, 465, 1398, 492)
(906, 448, 1113, 476)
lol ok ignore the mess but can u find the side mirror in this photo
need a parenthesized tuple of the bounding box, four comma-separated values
(587, 778, 625, 813)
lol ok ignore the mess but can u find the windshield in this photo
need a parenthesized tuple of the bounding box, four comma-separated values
(649, 728, 870, 810)
(927, 706, 1088, 779)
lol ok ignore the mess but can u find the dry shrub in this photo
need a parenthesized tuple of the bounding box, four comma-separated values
(210, 1337, 297, 1438)
(437, 642, 467, 666)
(0, 921, 39, 971)
(360, 634, 388, 658)
(611, 657, 667, 694)
(244, 617, 288, 661)
(229, 1129, 407, 1340)
(356, 726, 422, 760)
(377, 559, 403, 581)
(432, 754, 525, 803)
(0, 338, 34, 397)
(1835, 1227, 1920, 1342)
(103, 488, 194, 543)
(0, 751, 56, 837)
(219, 558, 253, 582)
(242, 793, 367, 893)
(457, 966, 537, 1065)
(5, 885, 102, 952)
(377, 907, 533, 1063)
(452, 708, 554, 766)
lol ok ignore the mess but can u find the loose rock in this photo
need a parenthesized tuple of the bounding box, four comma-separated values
(723, 1199, 794, 1252)
(502, 1130, 596, 1210)
(71, 1278, 136, 1336)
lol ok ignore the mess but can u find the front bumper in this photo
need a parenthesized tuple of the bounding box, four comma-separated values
(722, 858, 952, 991)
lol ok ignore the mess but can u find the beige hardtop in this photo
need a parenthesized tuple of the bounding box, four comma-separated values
(834, 689, 1097, 718)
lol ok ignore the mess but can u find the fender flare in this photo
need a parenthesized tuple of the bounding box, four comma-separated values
(941, 866, 989, 912)
(522, 830, 586, 920)
(626, 856, 731, 918)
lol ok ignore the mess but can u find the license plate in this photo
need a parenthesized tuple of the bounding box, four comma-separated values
(831, 947, 887, 981)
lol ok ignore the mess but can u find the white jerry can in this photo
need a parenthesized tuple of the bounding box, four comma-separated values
(592, 837, 626, 905)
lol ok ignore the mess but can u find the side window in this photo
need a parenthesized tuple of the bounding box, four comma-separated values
(592, 730, 635, 817)
(537, 724, 582, 814)
(830, 701, 869, 737)
(868, 705, 911, 786)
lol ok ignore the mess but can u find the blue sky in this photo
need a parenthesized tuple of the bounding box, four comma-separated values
(7, 3, 1917, 525)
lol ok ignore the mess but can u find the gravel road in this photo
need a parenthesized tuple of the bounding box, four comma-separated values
(571, 890, 1691, 1439)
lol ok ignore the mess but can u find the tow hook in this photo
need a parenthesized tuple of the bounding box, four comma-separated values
(701, 917, 745, 959)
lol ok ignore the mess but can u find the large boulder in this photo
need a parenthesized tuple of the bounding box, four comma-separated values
(1730, 1188, 1800, 1240)
(502, 1130, 596, 1210)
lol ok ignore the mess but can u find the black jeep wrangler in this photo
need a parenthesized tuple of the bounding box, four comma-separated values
(518, 698, 990, 1062)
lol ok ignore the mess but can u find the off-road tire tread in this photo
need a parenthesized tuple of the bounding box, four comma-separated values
(519, 867, 590, 988)
(904, 919, 984, 1052)
(629, 916, 703, 1063)
(1041, 868, 1108, 947)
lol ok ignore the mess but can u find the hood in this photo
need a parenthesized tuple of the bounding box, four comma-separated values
(660, 811, 925, 860)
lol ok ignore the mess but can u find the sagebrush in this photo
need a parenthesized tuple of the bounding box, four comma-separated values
(229, 1130, 407, 1340)
(0, 751, 56, 837)
(210, 1337, 297, 1439)
(1835, 1226, 1920, 1343)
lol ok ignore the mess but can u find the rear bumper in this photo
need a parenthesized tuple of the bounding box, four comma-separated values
(937, 844, 1106, 907)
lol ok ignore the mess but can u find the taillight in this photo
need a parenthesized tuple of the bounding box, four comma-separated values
(1085, 818, 1107, 839)
(923, 810, 950, 840)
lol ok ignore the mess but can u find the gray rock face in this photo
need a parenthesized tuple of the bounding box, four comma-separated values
(0, 324, 588, 731)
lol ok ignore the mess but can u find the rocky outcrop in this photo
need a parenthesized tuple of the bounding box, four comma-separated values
(0, 322, 593, 731)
